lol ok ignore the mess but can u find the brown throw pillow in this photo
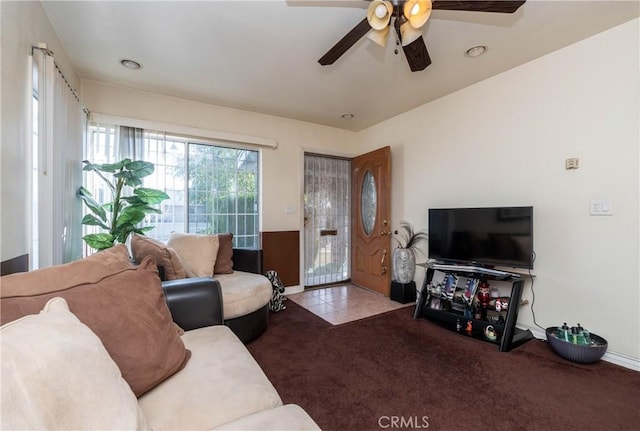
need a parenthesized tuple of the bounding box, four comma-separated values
(131, 233, 186, 280)
(0, 244, 133, 298)
(0, 256, 190, 397)
(214, 233, 234, 274)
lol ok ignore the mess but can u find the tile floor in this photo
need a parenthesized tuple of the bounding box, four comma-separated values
(287, 284, 414, 325)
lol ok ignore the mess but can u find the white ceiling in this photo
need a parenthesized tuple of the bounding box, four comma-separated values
(42, 0, 639, 131)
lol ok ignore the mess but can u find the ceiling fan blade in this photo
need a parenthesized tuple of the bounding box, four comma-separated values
(318, 18, 372, 66)
(402, 36, 432, 72)
(432, 1, 526, 13)
(394, 16, 431, 72)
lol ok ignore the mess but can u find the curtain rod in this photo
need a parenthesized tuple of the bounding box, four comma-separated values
(31, 44, 85, 112)
(89, 112, 279, 149)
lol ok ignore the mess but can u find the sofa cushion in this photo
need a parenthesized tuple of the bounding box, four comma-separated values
(215, 271, 273, 320)
(214, 232, 234, 274)
(1, 297, 147, 430)
(0, 256, 190, 397)
(139, 325, 282, 430)
(0, 244, 133, 298)
(168, 232, 220, 277)
(214, 404, 321, 431)
(131, 233, 186, 280)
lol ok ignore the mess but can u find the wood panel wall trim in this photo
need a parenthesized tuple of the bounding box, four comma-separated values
(261, 231, 300, 287)
(1, 254, 29, 276)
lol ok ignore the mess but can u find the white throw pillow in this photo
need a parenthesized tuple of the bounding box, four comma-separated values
(167, 232, 220, 277)
(1, 297, 147, 430)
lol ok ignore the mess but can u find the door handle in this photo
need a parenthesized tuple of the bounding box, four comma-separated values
(381, 249, 387, 275)
(380, 230, 391, 236)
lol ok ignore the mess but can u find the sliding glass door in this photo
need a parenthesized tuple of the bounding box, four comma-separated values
(84, 125, 259, 250)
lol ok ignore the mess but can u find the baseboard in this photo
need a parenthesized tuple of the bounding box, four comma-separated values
(519, 324, 640, 372)
(284, 285, 303, 295)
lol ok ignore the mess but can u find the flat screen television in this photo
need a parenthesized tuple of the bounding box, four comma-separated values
(428, 206, 534, 269)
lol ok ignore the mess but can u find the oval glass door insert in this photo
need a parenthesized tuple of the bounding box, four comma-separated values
(361, 170, 377, 235)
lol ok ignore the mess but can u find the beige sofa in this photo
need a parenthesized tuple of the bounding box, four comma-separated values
(0, 245, 319, 430)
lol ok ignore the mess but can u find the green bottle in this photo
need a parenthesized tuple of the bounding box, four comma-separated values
(556, 322, 570, 342)
(571, 326, 578, 344)
(577, 324, 591, 345)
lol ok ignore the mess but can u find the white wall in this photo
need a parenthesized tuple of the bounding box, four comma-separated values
(0, 0, 80, 262)
(356, 20, 640, 362)
(81, 81, 358, 233)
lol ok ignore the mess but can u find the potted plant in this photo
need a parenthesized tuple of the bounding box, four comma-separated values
(392, 221, 428, 284)
(78, 158, 169, 251)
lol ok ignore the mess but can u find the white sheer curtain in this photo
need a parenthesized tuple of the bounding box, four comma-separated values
(32, 46, 85, 267)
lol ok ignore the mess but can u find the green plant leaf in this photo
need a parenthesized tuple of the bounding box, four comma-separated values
(83, 233, 115, 251)
(134, 226, 155, 234)
(120, 195, 147, 205)
(134, 188, 170, 204)
(78, 187, 107, 221)
(126, 203, 162, 214)
(125, 160, 155, 178)
(115, 225, 136, 244)
(115, 170, 143, 188)
(82, 161, 116, 194)
(84, 159, 129, 173)
(81, 214, 110, 230)
(117, 207, 146, 227)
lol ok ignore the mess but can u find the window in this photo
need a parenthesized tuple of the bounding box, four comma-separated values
(85, 125, 260, 249)
(31, 61, 39, 269)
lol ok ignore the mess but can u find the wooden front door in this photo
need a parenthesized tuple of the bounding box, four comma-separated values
(351, 146, 391, 295)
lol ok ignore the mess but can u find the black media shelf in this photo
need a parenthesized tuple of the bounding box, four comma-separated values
(413, 264, 534, 352)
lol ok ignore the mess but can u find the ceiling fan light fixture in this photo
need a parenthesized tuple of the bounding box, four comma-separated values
(367, 0, 393, 30)
(366, 26, 390, 47)
(466, 45, 487, 57)
(403, 0, 432, 29)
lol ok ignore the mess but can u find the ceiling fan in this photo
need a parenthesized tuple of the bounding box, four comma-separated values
(318, 0, 526, 72)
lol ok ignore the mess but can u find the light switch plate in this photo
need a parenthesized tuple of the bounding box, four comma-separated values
(590, 199, 613, 216)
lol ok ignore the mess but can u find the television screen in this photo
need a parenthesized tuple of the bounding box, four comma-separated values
(428, 206, 533, 269)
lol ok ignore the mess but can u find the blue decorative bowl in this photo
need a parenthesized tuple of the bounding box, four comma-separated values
(545, 327, 608, 364)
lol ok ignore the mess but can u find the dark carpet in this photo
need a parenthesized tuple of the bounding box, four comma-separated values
(247, 301, 640, 431)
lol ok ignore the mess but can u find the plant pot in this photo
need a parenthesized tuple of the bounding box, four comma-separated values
(392, 247, 415, 284)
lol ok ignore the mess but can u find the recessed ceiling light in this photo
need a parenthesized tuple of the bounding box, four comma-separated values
(120, 59, 142, 70)
(465, 45, 487, 58)
(341, 113, 354, 119)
